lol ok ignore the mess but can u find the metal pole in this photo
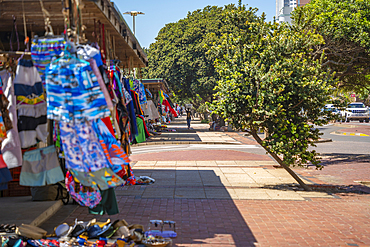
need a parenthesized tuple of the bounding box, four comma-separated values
(133, 15, 135, 35)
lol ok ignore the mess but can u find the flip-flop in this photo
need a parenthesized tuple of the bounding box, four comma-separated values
(6, 224, 16, 233)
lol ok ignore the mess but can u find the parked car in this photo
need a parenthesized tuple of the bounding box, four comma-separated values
(344, 102, 369, 123)
(323, 104, 342, 121)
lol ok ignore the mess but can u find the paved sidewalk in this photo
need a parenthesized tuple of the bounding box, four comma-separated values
(133, 118, 241, 146)
(3, 117, 370, 246)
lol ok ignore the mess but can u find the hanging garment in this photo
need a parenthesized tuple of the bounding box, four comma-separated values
(92, 119, 130, 179)
(138, 81, 147, 105)
(89, 187, 119, 215)
(0, 152, 12, 191)
(135, 117, 146, 143)
(101, 116, 115, 137)
(17, 103, 47, 148)
(65, 170, 102, 209)
(0, 111, 7, 143)
(59, 121, 109, 173)
(69, 168, 123, 191)
(123, 79, 138, 140)
(59, 121, 124, 190)
(137, 115, 150, 138)
(31, 36, 66, 84)
(45, 56, 110, 123)
(163, 99, 178, 117)
(123, 86, 132, 105)
(141, 100, 160, 120)
(14, 59, 43, 97)
(87, 59, 113, 111)
(20, 145, 64, 186)
(0, 70, 22, 168)
(0, 81, 13, 131)
(131, 90, 144, 116)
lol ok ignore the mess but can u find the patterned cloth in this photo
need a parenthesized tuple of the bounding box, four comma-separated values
(69, 168, 124, 190)
(59, 121, 108, 173)
(138, 81, 147, 105)
(123, 86, 132, 105)
(0, 112, 7, 143)
(45, 56, 109, 123)
(65, 170, 102, 209)
(31, 37, 66, 84)
(92, 119, 130, 179)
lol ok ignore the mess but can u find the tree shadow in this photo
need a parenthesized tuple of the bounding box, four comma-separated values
(260, 183, 370, 195)
(315, 153, 370, 167)
(113, 168, 258, 246)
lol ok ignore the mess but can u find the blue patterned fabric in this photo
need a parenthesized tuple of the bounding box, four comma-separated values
(45, 57, 109, 123)
(59, 121, 109, 173)
(123, 86, 132, 105)
(123, 78, 138, 140)
(138, 81, 147, 105)
(31, 37, 66, 84)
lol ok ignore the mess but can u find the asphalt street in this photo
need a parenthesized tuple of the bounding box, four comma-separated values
(312, 123, 370, 155)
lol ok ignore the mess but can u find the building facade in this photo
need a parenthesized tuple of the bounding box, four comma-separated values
(276, 0, 310, 23)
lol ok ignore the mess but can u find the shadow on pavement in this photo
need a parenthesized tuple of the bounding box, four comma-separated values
(261, 183, 370, 195)
(316, 153, 370, 165)
(58, 169, 258, 247)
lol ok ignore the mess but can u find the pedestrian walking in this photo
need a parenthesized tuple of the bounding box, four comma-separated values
(186, 109, 193, 129)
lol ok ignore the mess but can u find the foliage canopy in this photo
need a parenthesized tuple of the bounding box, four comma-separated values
(143, 5, 241, 103)
(210, 5, 336, 172)
(293, 0, 370, 91)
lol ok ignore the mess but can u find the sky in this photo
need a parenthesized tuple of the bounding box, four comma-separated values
(115, 0, 276, 49)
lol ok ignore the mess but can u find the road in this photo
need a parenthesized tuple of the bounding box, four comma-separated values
(312, 123, 370, 155)
(131, 123, 370, 156)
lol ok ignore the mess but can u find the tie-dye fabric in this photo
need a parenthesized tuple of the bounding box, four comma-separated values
(45, 57, 109, 123)
(92, 119, 130, 179)
(59, 121, 108, 173)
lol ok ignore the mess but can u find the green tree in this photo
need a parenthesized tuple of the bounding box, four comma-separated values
(143, 5, 240, 105)
(293, 0, 370, 91)
(210, 4, 336, 190)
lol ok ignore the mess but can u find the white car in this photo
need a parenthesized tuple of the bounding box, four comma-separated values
(344, 102, 369, 123)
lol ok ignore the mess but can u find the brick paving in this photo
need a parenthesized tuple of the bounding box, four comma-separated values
(65, 195, 370, 247)
(130, 150, 272, 162)
(44, 118, 370, 246)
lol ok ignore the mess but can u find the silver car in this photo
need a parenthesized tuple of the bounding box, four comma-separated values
(345, 102, 369, 123)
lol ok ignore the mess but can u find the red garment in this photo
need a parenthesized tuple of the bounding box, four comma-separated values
(163, 99, 178, 117)
(101, 116, 115, 136)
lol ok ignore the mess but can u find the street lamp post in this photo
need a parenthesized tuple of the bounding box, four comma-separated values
(123, 11, 145, 36)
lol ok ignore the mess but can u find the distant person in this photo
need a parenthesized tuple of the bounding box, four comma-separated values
(186, 109, 193, 129)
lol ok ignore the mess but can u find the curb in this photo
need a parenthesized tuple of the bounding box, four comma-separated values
(30, 200, 63, 227)
(314, 138, 333, 143)
(331, 131, 369, 137)
(131, 141, 242, 147)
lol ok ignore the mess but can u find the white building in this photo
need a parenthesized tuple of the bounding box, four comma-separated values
(276, 0, 310, 23)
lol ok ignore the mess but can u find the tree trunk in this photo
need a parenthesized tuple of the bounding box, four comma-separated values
(251, 130, 311, 191)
